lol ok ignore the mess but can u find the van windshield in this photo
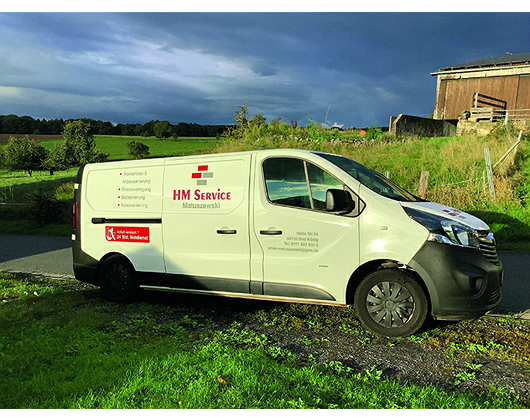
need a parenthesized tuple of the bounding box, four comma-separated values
(314, 152, 420, 202)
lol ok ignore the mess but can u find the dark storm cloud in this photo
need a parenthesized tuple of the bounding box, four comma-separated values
(1, 12, 529, 127)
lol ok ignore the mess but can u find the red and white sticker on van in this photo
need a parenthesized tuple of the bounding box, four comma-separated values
(105, 226, 150, 243)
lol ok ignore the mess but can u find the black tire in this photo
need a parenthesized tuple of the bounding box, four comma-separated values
(99, 255, 138, 302)
(354, 269, 428, 337)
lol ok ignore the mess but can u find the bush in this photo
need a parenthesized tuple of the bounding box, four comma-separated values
(365, 126, 384, 140)
(29, 190, 69, 227)
(126, 141, 150, 160)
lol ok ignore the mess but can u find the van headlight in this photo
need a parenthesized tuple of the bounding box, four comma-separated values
(404, 207, 480, 249)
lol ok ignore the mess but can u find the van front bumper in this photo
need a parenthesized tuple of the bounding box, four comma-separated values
(408, 241, 503, 321)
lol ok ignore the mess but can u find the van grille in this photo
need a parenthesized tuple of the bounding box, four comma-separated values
(478, 231, 500, 266)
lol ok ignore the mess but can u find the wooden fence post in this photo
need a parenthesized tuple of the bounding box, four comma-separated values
(418, 171, 429, 199)
(484, 148, 495, 201)
(493, 130, 523, 169)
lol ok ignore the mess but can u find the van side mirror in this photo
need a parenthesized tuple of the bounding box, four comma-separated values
(326, 189, 355, 214)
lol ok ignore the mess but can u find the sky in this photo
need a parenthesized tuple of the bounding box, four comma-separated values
(1, 7, 530, 128)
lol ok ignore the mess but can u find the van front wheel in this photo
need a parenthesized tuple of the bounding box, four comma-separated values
(354, 269, 428, 337)
(99, 255, 138, 302)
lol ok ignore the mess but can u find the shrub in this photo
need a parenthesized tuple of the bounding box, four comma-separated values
(126, 141, 150, 160)
(365, 126, 384, 140)
(29, 190, 69, 227)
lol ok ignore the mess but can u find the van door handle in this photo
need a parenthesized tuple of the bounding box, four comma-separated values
(217, 229, 237, 235)
(260, 229, 282, 236)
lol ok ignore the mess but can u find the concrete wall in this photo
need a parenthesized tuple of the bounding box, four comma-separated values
(389, 114, 456, 137)
(456, 117, 529, 136)
(456, 120, 498, 136)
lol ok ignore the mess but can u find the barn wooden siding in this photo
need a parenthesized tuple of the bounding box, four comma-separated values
(432, 65, 530, 120)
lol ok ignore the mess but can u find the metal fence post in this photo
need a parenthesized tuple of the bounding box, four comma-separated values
(484, 148, 495, 201)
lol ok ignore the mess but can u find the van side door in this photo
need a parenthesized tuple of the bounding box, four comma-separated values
(252, 155, 361, 304)
(162, 155, 252, 293)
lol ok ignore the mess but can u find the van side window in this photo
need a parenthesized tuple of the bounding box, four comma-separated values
(263, 158, 312, 209)
(306, 162, 343, 211)
(263, 158, 344, 211)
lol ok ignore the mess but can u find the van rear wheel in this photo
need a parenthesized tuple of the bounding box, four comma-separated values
(99, 255, 138, 302)
(354, 269, 428, 337)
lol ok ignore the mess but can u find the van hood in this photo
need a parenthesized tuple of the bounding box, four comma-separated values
(401, 202, 490, 231)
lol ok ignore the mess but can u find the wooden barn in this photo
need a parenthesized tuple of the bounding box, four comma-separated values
(431, 52, 530, 123)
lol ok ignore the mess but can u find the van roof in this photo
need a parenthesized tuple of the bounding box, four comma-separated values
(164, 148, 321, 162)
(84, 149, 336, 168)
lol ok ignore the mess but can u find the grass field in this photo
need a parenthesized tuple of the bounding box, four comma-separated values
(1, 272, 528, 409)
(39, 135, 220, 161)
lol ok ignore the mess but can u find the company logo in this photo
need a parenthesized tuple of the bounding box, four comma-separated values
(173, 163, 232, 204)
(442, 208, 465, 218)
(192, 165, 213, 185)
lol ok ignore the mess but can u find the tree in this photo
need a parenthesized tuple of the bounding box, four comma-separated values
(126, 141, 150, 160)
(63, 120, 108, 165)
(153, 120, 172, 139)
(234, 103, 249, 131)
(250, 113, 266, 127)
(45, 120, 108, 172)
(175, 122, 190, 137)
(0, 136, 48, 176)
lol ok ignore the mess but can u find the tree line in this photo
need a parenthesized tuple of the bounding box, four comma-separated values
(0, 114, 232, 138)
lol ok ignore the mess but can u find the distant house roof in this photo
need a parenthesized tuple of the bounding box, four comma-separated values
(433, 52, 530, 74)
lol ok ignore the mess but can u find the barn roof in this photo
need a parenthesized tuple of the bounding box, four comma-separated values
(433, 52, 530, 74)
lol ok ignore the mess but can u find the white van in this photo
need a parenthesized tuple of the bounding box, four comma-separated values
(72, 149, 503, 337)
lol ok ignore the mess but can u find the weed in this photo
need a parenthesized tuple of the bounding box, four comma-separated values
(454, 371, 476, 386)
(299, 335, 313, 345)
(465, 362, 484, 371)
(339, 322, 365, 335)
(326, 360, 354, 375)
(357, 336, 372, 346)
(213, 326, 270, 349)
(362, 366, 383, 381)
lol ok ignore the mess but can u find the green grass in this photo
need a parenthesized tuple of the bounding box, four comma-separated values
(1, 273, 528, 409)
(39, 135, 220, 161)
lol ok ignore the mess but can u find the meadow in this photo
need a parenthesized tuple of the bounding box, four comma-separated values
(1, 272, 528, 409)
(39, 134, 219, 161)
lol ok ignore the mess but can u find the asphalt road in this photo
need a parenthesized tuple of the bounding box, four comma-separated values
(0, 233, 529, 318)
